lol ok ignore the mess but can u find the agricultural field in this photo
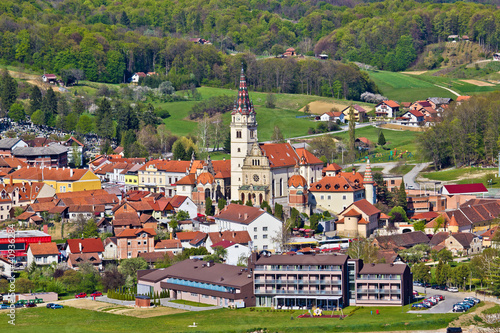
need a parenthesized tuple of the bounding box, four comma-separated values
(0, 303, 459, 333)
(420, 167, 497, 183)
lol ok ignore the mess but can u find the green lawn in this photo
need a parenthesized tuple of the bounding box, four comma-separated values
(390, 164, 415, 175)
(421, 167, 496, 181)
(0, 304, 460, 332)
(366, 69, 500, 102)
(169, 299, 213, 307)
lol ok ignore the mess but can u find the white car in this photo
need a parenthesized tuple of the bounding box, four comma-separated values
(448, 287, 459, 293)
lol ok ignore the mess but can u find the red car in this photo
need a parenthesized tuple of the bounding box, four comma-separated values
(75, 293, 87, 298)
(90, 291, 102, 297)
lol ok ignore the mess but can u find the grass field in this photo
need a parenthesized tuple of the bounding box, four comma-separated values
(169, 300, 213, 307)
(421, 167, 496, 181)
(0, 304, 459, 332)
(390, 164, 415, 175)
(366, 69, 500, 101)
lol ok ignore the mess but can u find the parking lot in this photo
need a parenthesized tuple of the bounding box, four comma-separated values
(410, 286, 469, 314)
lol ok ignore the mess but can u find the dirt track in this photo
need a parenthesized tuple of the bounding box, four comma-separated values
(299, 101, 350, 114)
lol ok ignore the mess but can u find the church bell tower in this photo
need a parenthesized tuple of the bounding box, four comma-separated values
(230, 67, 258, 201)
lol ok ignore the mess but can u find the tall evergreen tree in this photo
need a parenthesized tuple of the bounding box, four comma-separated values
(96, 98, 114, 138)
(172, 140, 186, 160)
(41, 87, 57, 126)
(396, 180, 407, 211)
(120, 11, 130, 26)
(0, 69, 18, 116)
(72, 98, 85, 115)
(348, 105, 356, 161)
(378, 131, 386, 146)
(28, 85, 42, 116)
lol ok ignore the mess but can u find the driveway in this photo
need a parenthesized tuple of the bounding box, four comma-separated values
(404, 163, 431, 189)
(409, 286, 467, 314)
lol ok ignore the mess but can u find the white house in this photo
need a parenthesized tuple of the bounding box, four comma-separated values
(131, 72, 146, 83)
(214, 204, 282, 252)
(168, 195, 198, 219)
(398, 110, 425, 126)
(319, 111, 345, 123)
(42, 74, 57, 83)
(27, 242, 59, 266)
(103, 237, 118, 259)
(211, 240, 250, 266)
(0, 257, 12, 278)
(375, 100, 400, 118)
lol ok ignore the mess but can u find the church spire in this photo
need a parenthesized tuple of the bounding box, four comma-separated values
(363, 159, 374, 184)
(232, 66, 255, 115)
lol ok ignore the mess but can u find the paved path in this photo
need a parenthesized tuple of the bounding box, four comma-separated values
(404, 162, 431, 189)
(92, 295, 135, 306)
(353, 161, 398, 174)
(434, 84, 461, 97)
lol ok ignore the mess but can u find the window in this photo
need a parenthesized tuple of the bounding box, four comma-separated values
(327, 195, 331, 200)
(128, 241, 131, 246)
(127, 252, 132, 258)
(254, 235, 257, 239)
(254, 227, 257, 232)
(237, 148, 241, 152)
(263, 227, 268, 231)
(191, 293, 198, 297)
(343, 195, 346, 200)
(138, 241, 141, 245)
(254, 246, 258, 251)
(144, 241, 147, 245)
(68, 184, 71, 188)
(263, 245, 268, 250)
(263, 234, 268, 239)
(391, 180, 395, 185)
(321, 195, 324, 200)
(236, 131, 242, 138)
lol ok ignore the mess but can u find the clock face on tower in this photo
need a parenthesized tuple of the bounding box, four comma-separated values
(236, 116, 241, 121)
(253, 174, 260, 182)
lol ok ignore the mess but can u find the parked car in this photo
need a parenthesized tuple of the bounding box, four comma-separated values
(75, 293, 87, 298)
(25, 303, 36, 308)
(0, 304, 10, 309)
(50, 304, 64, 309)
(14, 303, 23, 308)
(446, 327, 462, 333)
(434, 295, 445, 301)
(422, 301, 433, 307)
(453, 305, 466, 313)
(431, 284, 439, 289)
(14, 262, 24, 268)
(412, 303, 426, 309)
(423, 282, 431, 288)
(90, 291, 103, 297)
(462, 300, 475, 307)
(448, 287, 459, 293)
(413, 281, 423, 286)
(46, 303, 55, 308)
(425, 298, 437, 305)
(457, 302, 471, 310)
(464, 297, 480, 304)
(438, 285, 448, 291)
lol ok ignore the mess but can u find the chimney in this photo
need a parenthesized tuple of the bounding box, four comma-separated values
(79, 242, 82, 253)
(352, 169, 356, 175)
(70, 169, 74, 177)
(244, 213, 248, 219)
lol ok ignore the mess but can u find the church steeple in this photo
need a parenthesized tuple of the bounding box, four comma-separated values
(232, 67, 255, 115)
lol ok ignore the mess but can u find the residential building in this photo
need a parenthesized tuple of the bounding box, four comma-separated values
(341, 105, 368, 122)
(320, 111, 344, 123)
(0, 257, 12, 278)
(137, 259, 255, 307)
(65, 238, 104, 258)
(26, 242, 59, 266)
(375, 100, 400, 118)
(397, 110, 425, 126)
(430, 232, 482, 256)
(12, 145, 68, 167)
(116, 228, 156, 259)
(67, 253, 102, 270)
(336, 199, 381, 238)
(0, 138, 28, 158)
(205, 230, 251, 252)
(215, 204, 282, 252)
(155, 239, 182, 254)
(373, 231, 430, 251)
(211, 240, 250, 266)
(103, 237, 118, 259)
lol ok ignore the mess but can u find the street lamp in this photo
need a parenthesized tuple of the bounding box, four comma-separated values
(463, 277, 466, 291)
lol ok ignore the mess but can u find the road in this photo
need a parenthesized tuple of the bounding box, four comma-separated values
(434, 84, 461, 97)
(404, 163, 431, 189)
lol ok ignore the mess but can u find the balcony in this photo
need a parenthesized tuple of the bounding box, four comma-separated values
(255, 289, 342, 295)
(255, 266, 342, 272)
(357, 289, 401, 294)
(255, 279, 342, 285)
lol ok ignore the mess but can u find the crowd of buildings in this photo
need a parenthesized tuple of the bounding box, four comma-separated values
(0, 68, 498, 310)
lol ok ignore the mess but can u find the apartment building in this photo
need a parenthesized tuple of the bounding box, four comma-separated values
(115, 228, 156, 259)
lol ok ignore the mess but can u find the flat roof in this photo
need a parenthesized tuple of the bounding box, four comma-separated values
(0, 230, 50, 239)
(255, 254, 348, 266)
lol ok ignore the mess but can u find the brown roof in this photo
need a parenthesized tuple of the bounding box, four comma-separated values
(139, 251, 173, 264)
(451, 232, 476, 249)
(295, 148, 323, 165)
(176, 231, 202, 241)
(29, 242, 59, 256)
(309, 176, 364, 193)
(259, 143, 299, 168)
(411, 211, 440, 221)
(9, 167, 96, 182)
(376, 250, 401, 264)
(68, 252, 101, 266)
(216, 204, 266, 225)
(116, 228, 156, 238)
(352, 199, 381, 216)
(208, 230, 251, 245)
(375, 231, 430, 249)
(429, 232, 450, 247)
(359, 263, 409, 274)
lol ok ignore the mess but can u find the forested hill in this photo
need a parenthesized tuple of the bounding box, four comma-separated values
(1, 0, 500, 84)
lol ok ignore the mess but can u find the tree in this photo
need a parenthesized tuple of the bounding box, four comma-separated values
(172, 139, 187, 160)
(388, 206, 409, 222)
(413, 219, 426, 232)
(101, 265, 125, 292)
(205, 197, 214, 216)
(217, 198, 227, 211)
(204, 246, 227, 263)
(82, 218, 98, 238)
(308, 135, 336, 160)
(41, 87, 57, 126)
(373, 172, 392, 205)
(120, 11, 130, 26)
(271, 125, 285, 143)
(245, 199, 253, 207)
(394, 181, 407, 211)
(437, 248, 453, 264)
(76, 114, 94, 133)
(435, 260, 451, 286)
(412, 262, 431, 283)
(119, 257, 148, 284)
(433, 215, 446, 234)
(274, 203, 283, 221)
(347, 238, 378, 263)
(72, 98, 85, 115)
(304, 104, 311, 115)
(30, 109, 45, 126)
(0, 69, 18, 115)
(9, 103, 25, 122)
(28, 85, 42, 116)
(95, 98, 114, 138)
(378, 131, 386, 146)
(266, 93, 276, 108)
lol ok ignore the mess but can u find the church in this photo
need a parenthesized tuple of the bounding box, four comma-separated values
(230, 68, 324, 206)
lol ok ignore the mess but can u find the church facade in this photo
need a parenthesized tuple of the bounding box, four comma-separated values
(230, 68, 323, 206)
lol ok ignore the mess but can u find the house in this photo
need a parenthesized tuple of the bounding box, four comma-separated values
(211, 240, 250, 266)
(189, 38, 211, 45)
(205, 230, 251, 252)
(0, 138, 28, 158)
(176, 231, 207, 249)
(0, 257, 12, 278)
(97, 217, 113, 234)
(376, 249, 404, 264)
(375, 100, 400, 118)
(131, 72, 146, 83)
(215, 204, 283, 252)
(65, 238, 104, 258)
(373, 231, 430, 251)
(115, 228, 156, 259)
(12, 145, 68, 167)
(494, 53, 500, 61)
(481, 226, 500, 248)
(139, 251, 173, 266)
(342, 105, 368, 122)
(456, 96, 471, 104)
(6, 167, 101, 193)
(103, 237, 118, 259)
(430, 232, 482, 256)
(441, 183, 488, 196)
(383, 175, 404, 193)
(427, 97, 453, 110)
(27, 242, 59, 267)
(67, 253, 102, 270)
(320, 111, 345, 123)
(154, 239, 182, 254)
(397, 110, 425, 126)
(42, 74, 57, 83)
(0, 230, 51, 260)
(137, 259, 255, 307)
(283, 48, 296, 57)
(336, 199, 381, 238)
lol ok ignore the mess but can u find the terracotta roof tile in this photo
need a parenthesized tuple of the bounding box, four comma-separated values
(29, 242, 59, 255)
(215, 204, 265, 225)
(155, 239, 182, 249)
(66, 238, 104, 253)
(207, 230, 251, 245)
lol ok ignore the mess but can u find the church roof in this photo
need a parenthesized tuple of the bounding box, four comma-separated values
(259, 143, 298, 168)
(197, 172, 215, 185)
(288, 174, 307, 188)
(231, 68, 254, 115)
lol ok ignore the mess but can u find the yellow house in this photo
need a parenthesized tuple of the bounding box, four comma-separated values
(6, 166, 101, 193)
(342, 104, 369, 122)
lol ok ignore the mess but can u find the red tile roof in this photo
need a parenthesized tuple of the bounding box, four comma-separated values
(259, 143, 299, 168)
(288, 174, 307, 188)
(155, 239, 182, 249)
(456, 96, 471, 101)
(295, 148, 323, 165)
(207, 230, 251, 245)
(176, 231, 202, 241)
(29, 242, 59, 255)
(10, 167, 96, 181)
(411, 211, 440, 221)
(381, 100, 400, 108)
(352, 199, 381, 216)
(175, 174, 196, 185)
(66, 238, 104, 253)
(309, 176, 364, 193)
(323, 163, 342, 172)
(211, 240, 237, 249)
(116, 228, 156, 238)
